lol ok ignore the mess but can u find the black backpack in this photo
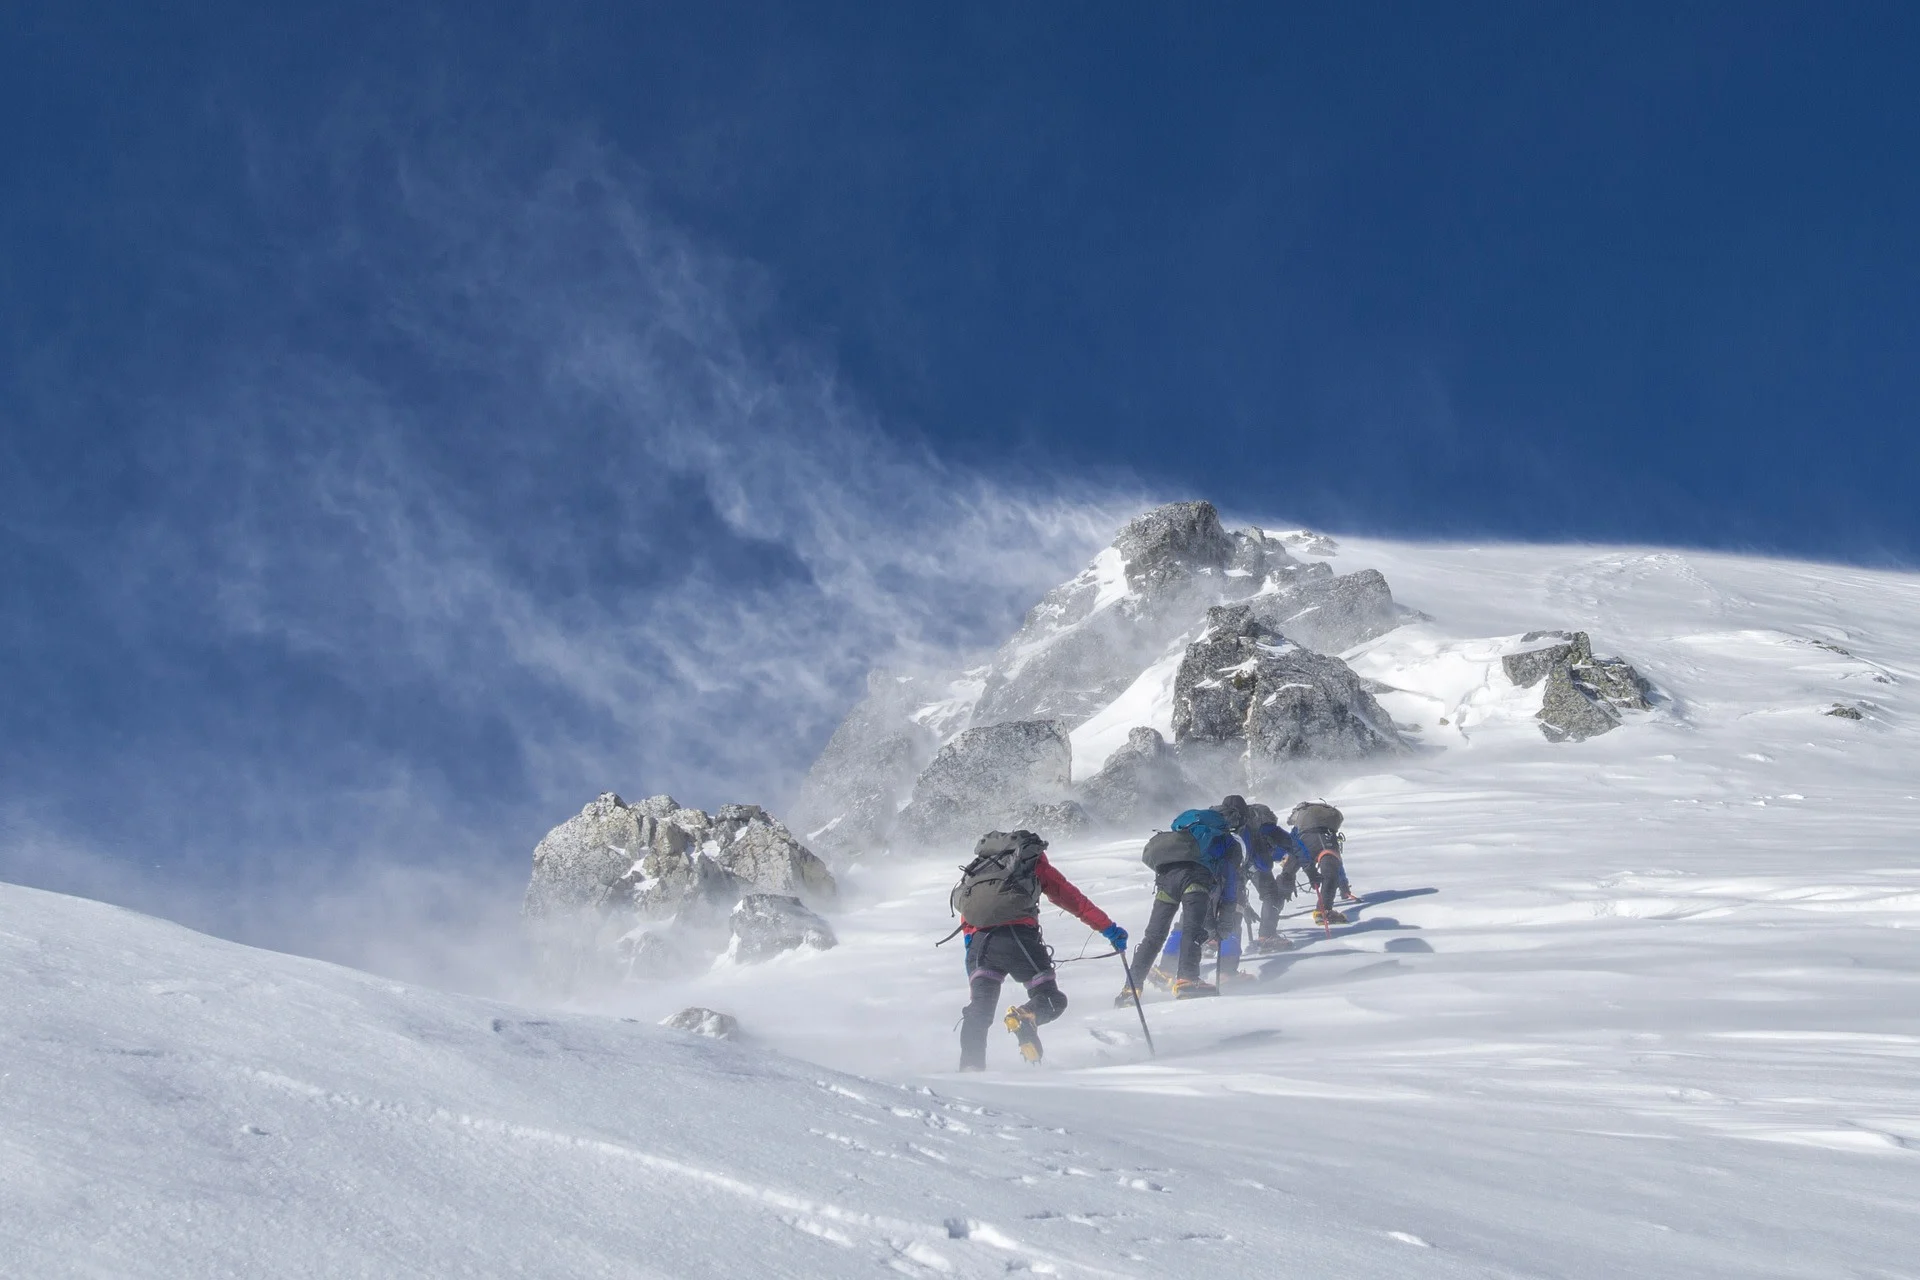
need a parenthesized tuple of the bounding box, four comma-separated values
(950, 831, 1047, 928)
(1141, 828, 1202, 872)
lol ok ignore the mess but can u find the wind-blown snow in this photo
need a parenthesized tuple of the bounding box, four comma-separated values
(1067, 638, 1186, 775)
(8, 538, 1920, 1277)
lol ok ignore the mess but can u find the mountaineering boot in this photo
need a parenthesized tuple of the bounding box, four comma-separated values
(1172, 978, 1219, 1000)
(1339, 887, 1358, 903)
(1145, 964, 1177, 991)
(1004, 1005, 1044, 1064)
(1245, 934, 1292, 955)
(1312, 908, 1349, 926)
(1114, 988, 1141, 1008)
(1216, 969, 1257, 988)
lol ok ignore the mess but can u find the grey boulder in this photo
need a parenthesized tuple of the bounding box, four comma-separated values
(1503, 631, 1653, 742)
(1247, 568, 1405, 655)
(1172, 605, 1406, 776)
(728, 894, 838, 964)
(660, 1007, 742, 1040)
(895, 719, 1073, 848)
(1076, 727, 1197, 827)
(524, 792, 837, 991)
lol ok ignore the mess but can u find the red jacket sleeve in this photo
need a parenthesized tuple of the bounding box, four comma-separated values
(1035, 854, 1113, 932)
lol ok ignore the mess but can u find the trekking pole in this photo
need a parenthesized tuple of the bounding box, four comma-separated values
(1116, 950, 1156, 1057)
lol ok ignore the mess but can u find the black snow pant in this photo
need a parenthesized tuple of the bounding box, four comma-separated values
(1127, 862, 1216, 988)
(960, 925, 1066, 1070)
(1315, 852, 1347, 915)
(1247, 860, 1284, 937)
(1276, 851, 1321, 906)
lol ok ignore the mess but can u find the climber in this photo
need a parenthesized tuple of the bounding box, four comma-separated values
(1118, 801, 1243, 1002)
(1240, 802, 1297, 954)
(951, 829, 1125, 1070)
(1289, 800, 1356, 925)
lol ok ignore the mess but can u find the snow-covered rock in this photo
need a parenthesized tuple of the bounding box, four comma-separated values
(660, 1007, 742, 1039)
(1075, 726, 1196, 827)
(727, 894, 837, 963)
(1503, 630, 1653, 741)
(1173, 604, 1406, 779)
(1246, 566, 1406, 654)
(895, 720, 1073, 849)
(800, 501, 1419, 853)
(524, 793, 835, 990)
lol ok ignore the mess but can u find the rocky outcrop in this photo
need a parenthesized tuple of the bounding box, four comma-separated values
(1075, 727, 1196, 827)
(1172, 605, 1406, 779)
(1825, 702, 1865, 720)
(1247, 568, 1404, 655)
(895, 720, 1073, 849)
(1502, 632, 1652, 742)
(795, 502, 1416, 855)
(970, 503, 1246, 728)
(728, 895, 838, 963)
(661, 1007, 741, 1040)
(524, 793, 836, 991)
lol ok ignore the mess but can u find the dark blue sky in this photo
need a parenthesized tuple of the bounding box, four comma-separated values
(3, 3, 1918, 970)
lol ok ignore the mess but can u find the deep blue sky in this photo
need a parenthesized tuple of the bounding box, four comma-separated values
(3, 3, 1918, 971)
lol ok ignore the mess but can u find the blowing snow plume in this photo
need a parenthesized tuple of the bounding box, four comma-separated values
(0, 116, 1136, 993)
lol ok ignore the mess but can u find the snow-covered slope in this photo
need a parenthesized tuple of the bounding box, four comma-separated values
(9, 538, 1920, 1277)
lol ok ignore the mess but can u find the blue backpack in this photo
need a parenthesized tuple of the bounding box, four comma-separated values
(1171, 808, 1230, 862)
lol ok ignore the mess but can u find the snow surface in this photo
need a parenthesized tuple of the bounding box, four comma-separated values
(9, 539, 1920, 1277)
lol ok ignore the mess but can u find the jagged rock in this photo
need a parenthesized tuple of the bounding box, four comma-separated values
(896, 720, 1073, 848)
(661, 1007, 741, 1039)
(1503, 632, 1652, 742)
(1173, 606, 1405, 775)
(524, 793, 837, 990)
(1826, 703, 1865, 720)
(728, 895, 837, 963)
(795, 501, 1413, 854)
(1077, 727, 1197, 827)
(1536, 665, 1622, 742)
(1113, 500, 1237, 594)
(1248, 568, 1404, 655)
(971, 502, 1277, 729)
(792, 671, 941, 856)
(704, 804, 837, 904)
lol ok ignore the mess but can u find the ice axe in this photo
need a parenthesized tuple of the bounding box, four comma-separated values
(1115, 948, 1156, 1057)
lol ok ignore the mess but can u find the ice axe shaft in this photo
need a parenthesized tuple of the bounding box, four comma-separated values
(1116, 949, 1156, 1056)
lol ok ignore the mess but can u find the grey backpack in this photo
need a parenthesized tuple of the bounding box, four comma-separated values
(1289, 800, 1345, 856)
(1141, 828, 1202, 872)
(951, 831, 1046, 928)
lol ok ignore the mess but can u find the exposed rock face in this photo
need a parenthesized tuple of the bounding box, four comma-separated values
(1076, 727, 1196, 827)
(661, 1007, 741, 1039)
(970, 503, 1245, 728)
(1247, 568, 1403, 655)
(1826, 702, 1865, 720)
(794, 502, 1415, 855)
(1113, 500, 1237, 594)
(728, 895, 838, 964)
(1172, 605, 1406, 778)
(523, 793, 836, 991)
(1502, 631, 1653, 742)
(792, 672, 941, 856)
(895, 720, 1073, 848)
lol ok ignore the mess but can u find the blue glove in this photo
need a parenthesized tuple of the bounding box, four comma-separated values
(1101, 924, 1128, 952)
